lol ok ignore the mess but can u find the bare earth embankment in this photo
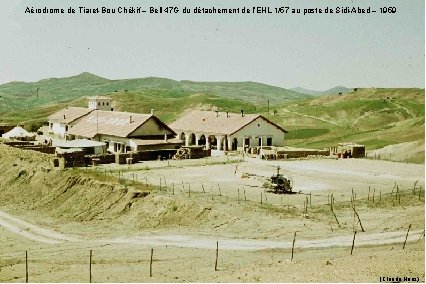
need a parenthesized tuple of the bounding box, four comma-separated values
(0, 143, 424, 282)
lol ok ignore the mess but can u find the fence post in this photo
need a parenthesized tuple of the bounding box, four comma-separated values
(372, 188, 375, 203)
(89, 249, 92, 283)
(25, 251, 28, 283)
(403, 224, 412, 249)
(215, 241, 219, 271)
(351, 231, 357, 255)
(305, 197, 308, 214)
(396, 185, 399, 200)
(291, 232, 296, 261)
(150, 248, 154, 277)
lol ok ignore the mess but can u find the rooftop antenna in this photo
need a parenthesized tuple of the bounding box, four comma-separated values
(96, 109, 98, 139)
(96, 93, 100, 139)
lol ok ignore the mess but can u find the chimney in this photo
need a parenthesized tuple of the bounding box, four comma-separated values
(241, 110, 244, 117)
(129, 115, 133, 123)
(151, 109, 154, 115)
(226, 111, 229, 118)
(215, 110, 219, 117)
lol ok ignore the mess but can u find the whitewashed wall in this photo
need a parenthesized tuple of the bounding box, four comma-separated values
(230, 117, 285, 147)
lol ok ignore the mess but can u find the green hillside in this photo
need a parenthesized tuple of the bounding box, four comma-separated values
(290, 86, 352, 96)
(267, 88, 425, 154)
(0, 72, 307, 114)
(0, 73, 423, 163)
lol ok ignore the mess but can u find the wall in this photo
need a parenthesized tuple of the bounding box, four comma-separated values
(57, 151, 87, 168)
(0, 125, 14, 136)
(87, 153, 116, 164)
(4, 141, 56, 154)
(98, 134, 131, 153)
(51, 122, 66, 138)
(55, 147, 179, 167)
(88, 98, 112, 111)
(114, 150, 178, 164)
(130, 117, 174, 137)
(277, 149, 330, 158)
(231, 117, 285, 147)
(136, 142, 183, 151)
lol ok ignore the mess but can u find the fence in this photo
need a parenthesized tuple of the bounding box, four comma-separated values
(1, 226, 424, 283)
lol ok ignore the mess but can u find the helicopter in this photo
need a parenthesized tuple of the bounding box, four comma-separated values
(262, 166, 295, 194)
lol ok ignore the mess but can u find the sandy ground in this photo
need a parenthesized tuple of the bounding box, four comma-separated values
(108, 157, 424, 208)
(0, 153, 424, 282)
(0, 226, 424, 283)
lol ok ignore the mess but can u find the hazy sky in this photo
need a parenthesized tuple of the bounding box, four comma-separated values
(0, 0, 424, 90)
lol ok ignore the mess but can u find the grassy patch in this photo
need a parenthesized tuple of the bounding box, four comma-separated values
(286, 128, 330, 140)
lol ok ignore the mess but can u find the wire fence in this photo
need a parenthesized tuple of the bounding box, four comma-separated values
(1, 228, 425, 283)
(87, 164, 424, 212)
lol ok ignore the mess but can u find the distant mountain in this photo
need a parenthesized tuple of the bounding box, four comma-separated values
(0, 72, 311, 112)
(290, 86, 352, 96)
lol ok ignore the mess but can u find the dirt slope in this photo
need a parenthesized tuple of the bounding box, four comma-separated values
(367, 140, 425, 163)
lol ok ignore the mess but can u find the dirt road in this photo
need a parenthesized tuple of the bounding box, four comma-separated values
(0, 211, 78, 244)
(1, 210, 423, 251)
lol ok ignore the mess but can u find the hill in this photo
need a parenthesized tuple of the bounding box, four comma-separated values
(0, 72, 308, 114)
(0, 73, 423, 162)
(267, 88, 425, 162)
(290, 86, 352, 96)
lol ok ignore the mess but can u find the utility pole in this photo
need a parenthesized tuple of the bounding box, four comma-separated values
(267, 99, 270, 119)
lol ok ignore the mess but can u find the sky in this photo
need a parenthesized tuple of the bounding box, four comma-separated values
(0, 0, 424, 90)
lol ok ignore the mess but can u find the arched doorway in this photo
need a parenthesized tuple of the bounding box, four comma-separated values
(211, 136, 218, 149)
(199, 134, 206, 146)
(190, 133, 196, 145)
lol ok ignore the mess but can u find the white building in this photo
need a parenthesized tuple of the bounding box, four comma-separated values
(67, 110, 182, 153)
(48, 96, 183, 153)
(88, 96, 113, 111)
(47, 107, 93, 138)
(48, 96, 113, 138)
(170, 110, 287, 152)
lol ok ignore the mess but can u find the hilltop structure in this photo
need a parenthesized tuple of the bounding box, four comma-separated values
(170, 110, 287, 152)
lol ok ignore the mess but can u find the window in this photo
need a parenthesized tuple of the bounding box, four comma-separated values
(258, 138, 262, 146)
(106, 102, 109, 106)
(98, 102, 100, 106)
(102, 102, 105, 106)
(65, 125, 68, 131)
(267, 137, 272, 146)
(244, 138, 250, 146)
